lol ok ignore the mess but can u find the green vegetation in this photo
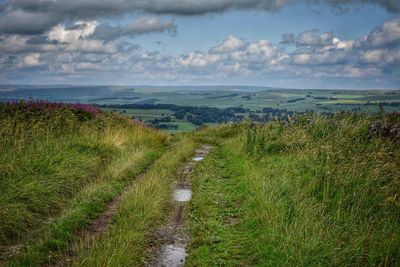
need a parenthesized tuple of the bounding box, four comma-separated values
(2, 86, 400, 132)
(99, 89, 400, 132)
(187, 149, 253, 266)
(187, 115, 400, 266)
(0, 102, 169, 266)
(73, 138, 196, 266)
(1, 99, 399, 266)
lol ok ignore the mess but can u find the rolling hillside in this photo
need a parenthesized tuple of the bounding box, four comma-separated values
(0, 102, 399, 266)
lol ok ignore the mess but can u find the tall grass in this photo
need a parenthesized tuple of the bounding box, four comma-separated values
(188, 113, 399, 266)
(0, 102, 168, 248)
(240, 114, 399, 265)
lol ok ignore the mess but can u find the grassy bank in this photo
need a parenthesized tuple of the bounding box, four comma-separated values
(188, 114, 400, 266)
(73, 138, 196, 266)
(0, 102, 169, 265)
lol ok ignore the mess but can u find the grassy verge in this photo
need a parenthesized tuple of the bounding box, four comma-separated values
(6, 150, 160, 266)
(0, 102, 169, 265)
(188, 114, 400, 266)
(73, 138, 197, 266)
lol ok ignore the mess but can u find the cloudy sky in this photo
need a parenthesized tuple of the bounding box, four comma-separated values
(0, 0, 399, 89)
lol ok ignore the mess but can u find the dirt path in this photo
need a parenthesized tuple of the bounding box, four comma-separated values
(58, 193, 125, 266)
(146, 145, 212, 267)
(52, 161, 158, 267)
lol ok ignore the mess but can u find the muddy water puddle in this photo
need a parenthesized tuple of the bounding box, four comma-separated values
(174, 188, 192, 202)
(161, 245, 187, 266)
(148, 145, 212, 267)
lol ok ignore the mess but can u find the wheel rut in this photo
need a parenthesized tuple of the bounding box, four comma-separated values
(52, 160, 158, 267)
(146, 145, 212, 267)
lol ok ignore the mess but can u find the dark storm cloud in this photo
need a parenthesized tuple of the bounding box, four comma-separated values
(322, 0, 400, 13)
(0, 0, 399, 35)
(0, 10, 59, 34)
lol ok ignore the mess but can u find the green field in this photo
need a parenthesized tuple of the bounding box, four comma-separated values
(103, 108, 174, 120)
(1, 86, 400, 133)
(93, 88, 400, 131)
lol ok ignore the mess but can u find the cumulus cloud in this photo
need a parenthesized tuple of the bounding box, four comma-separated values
(48, 21, 99, 43)
(0, 17, 400, 86)
(0, 21, 119, 54)
(297, 30, 335, 46)
(281, 29, 336, 47)
(179, 52, 221, 68)
(0, 35, 59, 53)
(179, 35, 288, 76)
(355, 17, 400, 48)
(291, 49, 347, 65)
(360, 47, 400, 65)
(15, 53, 43, 68)
(352, 17, 400, 68)
(289, 33, 355, 65)
(209, 35, 245, 54)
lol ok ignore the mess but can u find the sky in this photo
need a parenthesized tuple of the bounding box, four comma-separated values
(0, 0, 399, 89)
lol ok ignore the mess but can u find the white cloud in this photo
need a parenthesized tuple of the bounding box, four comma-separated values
(179, 52, 221, 68)
(360, 49, 384, 63)
(1, 17, 400, 87)
(210, 35, 245, 54)
(48, 21, 98, 43)
(383, 47, 400, 64)
(297, 30, 334, 46)
(364, 17, 400, 47)
(344, 65, 380, 78)
(247, 40, 280, 60)
(16, 53, 42, 68)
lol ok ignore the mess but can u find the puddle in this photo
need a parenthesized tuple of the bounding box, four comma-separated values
(192, 156, 204, 161)
(148, 145, 212, 267)
(162, 245, 187, 267)
(174, 189, 192, 202)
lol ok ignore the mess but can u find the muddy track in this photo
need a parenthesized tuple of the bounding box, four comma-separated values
(146, 145, 212, 267)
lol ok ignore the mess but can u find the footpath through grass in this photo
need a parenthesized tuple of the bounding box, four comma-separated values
(72, 138, 197, 266)
(188, 114, 400, 266)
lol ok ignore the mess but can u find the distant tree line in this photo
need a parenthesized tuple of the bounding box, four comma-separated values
(99, 103, 304, 126)
(100, 103, 248, 125)
(333, 101, 400, 106)
(286, 98, 306, 103)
